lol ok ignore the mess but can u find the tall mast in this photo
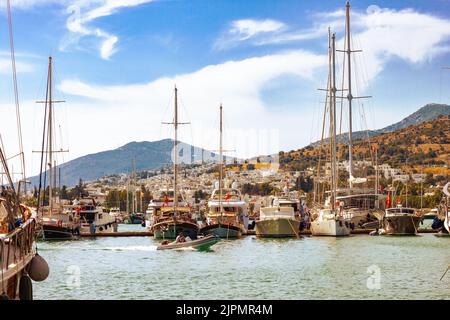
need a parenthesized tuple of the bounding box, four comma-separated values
(162, 85, 189, 219)
(34, 57, 67, 215)
(48, 56, 53, 215)
(173, 86, 178, 216)
(331, 33, 337, 211)
(345, 1, 354, 190)
(219, 104, 223, 217)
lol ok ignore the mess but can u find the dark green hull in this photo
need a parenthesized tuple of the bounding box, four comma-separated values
(152, 221, 199, 239)
(199, 223, 242, 238)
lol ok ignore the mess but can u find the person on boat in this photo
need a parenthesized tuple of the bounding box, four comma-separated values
(176, 233, 186, 243)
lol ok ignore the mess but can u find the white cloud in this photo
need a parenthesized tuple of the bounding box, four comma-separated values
(0, 59, 35, 73)
(0, 0, 64, 9)
(50, 50, 326, 169)
(60, 0, 154, 60)
(219, 5, 450, 91)
(214, 19, 286, 50)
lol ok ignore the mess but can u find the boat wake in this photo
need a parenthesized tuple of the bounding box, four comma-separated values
(101, 245, 158, 252)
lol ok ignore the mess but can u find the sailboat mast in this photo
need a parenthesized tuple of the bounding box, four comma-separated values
(219, 104, 223, 217)
(331, 33, 338, 211)
(48, 56, 53, 215)
(345, 1, 354, 190)
(173, 86, 178, 217)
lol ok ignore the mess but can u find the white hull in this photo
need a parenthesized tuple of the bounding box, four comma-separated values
(310, 219, 351, 236)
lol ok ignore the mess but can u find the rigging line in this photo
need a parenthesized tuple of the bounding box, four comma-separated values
(37, 63, 50, 213)
(7, 0, 26, 195)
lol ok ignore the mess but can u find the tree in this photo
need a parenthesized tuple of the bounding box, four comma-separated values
(60, 185, 68, 199)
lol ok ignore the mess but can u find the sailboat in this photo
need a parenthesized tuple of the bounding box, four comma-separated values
(199, 105, 247, 238)
(310, 30, 351, 237)
(151, 86, 199, 239)
(35, 57, 80, 240)
(1, 0, 49, 299)
(332, 1, 385, 228)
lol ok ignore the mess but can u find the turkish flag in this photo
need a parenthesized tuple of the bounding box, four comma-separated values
(386, 193, 391, 208)
(225, 193, 230, 200)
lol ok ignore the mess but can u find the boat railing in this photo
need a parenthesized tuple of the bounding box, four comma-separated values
(0, 218, 35, 273)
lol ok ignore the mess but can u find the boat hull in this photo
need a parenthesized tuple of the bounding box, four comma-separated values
(199, 223, 242, 238)
(152, 221, 199, 239)
(157, 235, 220, 250)
(42, 224, 79, 240)
(255, 218, 300, 238)
(382, 216, 422, 235)
(310, 219, 351, 236)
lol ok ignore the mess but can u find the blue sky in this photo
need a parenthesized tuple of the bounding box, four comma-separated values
(0, 0, 450, 177)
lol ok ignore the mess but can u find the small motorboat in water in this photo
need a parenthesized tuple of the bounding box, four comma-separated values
(156, 234, 220, 251)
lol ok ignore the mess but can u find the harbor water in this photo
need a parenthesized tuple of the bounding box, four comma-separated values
(34, 224, 450, 300)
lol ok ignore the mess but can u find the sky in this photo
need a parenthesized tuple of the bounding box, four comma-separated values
(0, 0, 450, 178)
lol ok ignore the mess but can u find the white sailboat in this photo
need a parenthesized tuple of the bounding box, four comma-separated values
(310, 30, 351, 237)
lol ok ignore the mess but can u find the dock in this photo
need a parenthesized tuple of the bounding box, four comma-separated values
(81, 231, 153, 237)
(80, 228, 437, 237)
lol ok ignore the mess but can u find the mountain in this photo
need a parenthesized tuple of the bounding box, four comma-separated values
(28, 139, 230, 187)
(310, 103, 450, 146)
(281, 114, 450, 172)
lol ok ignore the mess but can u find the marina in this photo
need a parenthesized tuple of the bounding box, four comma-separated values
(0, 0, 449, 303)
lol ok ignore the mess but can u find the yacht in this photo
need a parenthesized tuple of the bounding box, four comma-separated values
(256, 197, 301, 238)
(72, 199, 118, 235)
(380, 206, 422, 235)
(199, 188, 248, 238)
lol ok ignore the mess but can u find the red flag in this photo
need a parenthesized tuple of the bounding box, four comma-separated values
(225, 193, 230, 200)
(386, 193, 391, 208)
(164, 195, 169, 204)
(396, 196, 401, 205)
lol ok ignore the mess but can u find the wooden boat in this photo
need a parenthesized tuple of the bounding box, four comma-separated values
(35, 57, 81, 241)
(152, 86, 199, 240)
(157, 234, 220, 250)
(152, 206, 199, 239)
(1, 1, 49, 299)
